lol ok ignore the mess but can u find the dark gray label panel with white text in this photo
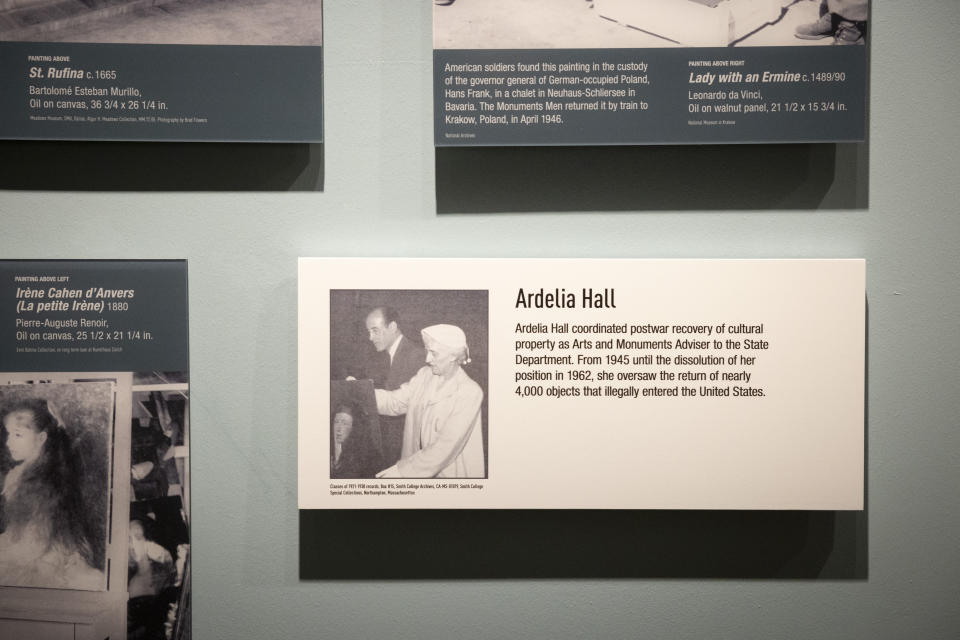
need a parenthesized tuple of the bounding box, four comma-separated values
(1, 42, 322, 142)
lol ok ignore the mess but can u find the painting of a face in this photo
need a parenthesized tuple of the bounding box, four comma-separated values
(4, 409, 47, 463)
(333, 412, 354, 444)
(0, 381, 116, 592)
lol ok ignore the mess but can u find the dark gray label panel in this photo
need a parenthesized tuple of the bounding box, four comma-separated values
(0, 42, 322, 142)
(0, 261, 188, 372)
(435, 47, 865, 146)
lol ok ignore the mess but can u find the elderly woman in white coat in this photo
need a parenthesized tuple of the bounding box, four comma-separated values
(375, 324, 485, 478)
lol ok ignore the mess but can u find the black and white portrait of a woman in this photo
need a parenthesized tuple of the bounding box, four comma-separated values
(0, 382, 114, 591)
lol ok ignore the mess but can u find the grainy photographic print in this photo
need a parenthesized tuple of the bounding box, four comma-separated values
(329, 379, 382, 480)
(128, 495, 190, 640)
(434, 0, 868, 49)
(329, 290, 489, 479)
(129, 371, 191, 640)
(0, 0, 322, 45)
(0, 380, 114, 591)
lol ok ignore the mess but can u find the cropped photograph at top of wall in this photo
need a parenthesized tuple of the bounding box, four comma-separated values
(0, 0, 322, 45)
(434, 0, 867, 49)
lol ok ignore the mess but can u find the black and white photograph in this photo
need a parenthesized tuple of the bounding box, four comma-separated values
(0, 379, 114, 591)
(128, 371, 191, 640)
(0, 371, 190, 639)
(329, 290, 489, 479)
(0, 0, 322, 45)
(128, 495, 190, 640)
(435, 0, 867, 49)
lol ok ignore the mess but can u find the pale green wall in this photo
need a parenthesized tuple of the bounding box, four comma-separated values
(1, 1, 958, 638)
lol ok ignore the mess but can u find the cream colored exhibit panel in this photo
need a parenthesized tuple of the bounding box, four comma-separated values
(299, 258, 864, 511)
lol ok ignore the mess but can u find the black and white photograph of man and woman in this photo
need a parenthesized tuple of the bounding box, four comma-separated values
(329, 289, 488, 480)
(434, 0, 868, 49)
(0, 371, 190, 640)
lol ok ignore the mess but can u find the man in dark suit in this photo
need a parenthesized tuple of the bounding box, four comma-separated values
(361, 306, 426, 467)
